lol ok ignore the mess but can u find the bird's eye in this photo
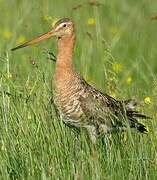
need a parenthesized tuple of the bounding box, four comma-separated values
(63, 24, 67, 27)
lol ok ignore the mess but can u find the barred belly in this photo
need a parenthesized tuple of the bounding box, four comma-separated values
(55, 88, 85, 128)
(59, 97, 86, 127)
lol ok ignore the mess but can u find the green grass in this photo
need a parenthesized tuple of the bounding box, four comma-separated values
(0, 0, 157, 179)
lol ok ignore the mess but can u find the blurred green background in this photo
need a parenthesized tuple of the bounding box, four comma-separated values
(0, 0, 157, 179)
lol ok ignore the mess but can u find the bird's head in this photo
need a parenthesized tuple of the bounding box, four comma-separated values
(11, 18, 74, 51)
(53, 18, 74, 38)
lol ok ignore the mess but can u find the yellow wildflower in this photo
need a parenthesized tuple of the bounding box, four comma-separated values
(42, 15, 52, 23)
(112, 63, 123, 73)
(87, 18, 96, 26)
(16, 35, 26, 44)
(3, 30, 12, 39)
(42, 15, 59, 27)
(126, 76, 132, 85)
(144, 97, 152, 105)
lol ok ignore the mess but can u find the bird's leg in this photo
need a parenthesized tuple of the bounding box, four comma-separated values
(86, 125, 97, 144)
(72, 129, 81, 176)
(98, 132, 112, 159)
(74, 131, 81, 155)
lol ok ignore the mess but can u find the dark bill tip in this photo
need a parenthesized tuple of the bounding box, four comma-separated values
(11, 43, 28, 51)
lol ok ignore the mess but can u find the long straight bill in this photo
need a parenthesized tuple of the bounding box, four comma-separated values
(11, 31, 54, 51)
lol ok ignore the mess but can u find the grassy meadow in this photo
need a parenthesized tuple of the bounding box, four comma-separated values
(0, 0, 157, 179)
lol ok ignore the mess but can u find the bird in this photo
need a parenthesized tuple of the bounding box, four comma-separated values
(11, 18, 149, 143)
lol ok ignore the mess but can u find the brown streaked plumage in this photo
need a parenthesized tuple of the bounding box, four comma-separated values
(11, 18, 149, 143)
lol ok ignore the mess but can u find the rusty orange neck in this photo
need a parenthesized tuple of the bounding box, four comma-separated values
(55, 34, 75, 82)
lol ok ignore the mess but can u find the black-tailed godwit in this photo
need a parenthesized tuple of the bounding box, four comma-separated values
(11, 18, 149, 143)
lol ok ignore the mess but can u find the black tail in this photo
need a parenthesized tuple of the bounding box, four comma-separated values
(135, 122, 148, 133)
(127, 116, 148, 133)
(132, 112, 151, 119)
(123, 99, 151, 133)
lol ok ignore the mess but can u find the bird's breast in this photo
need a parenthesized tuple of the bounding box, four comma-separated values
(54, 76, 86, 125)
